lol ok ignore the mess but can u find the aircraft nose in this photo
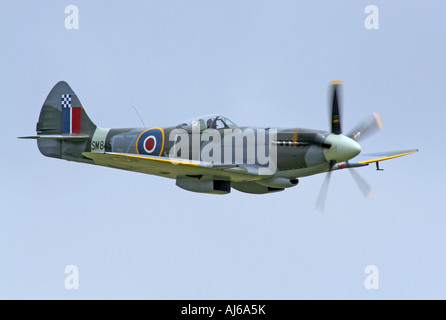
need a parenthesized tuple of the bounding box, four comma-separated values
(338, 137, 361, 160)
(323, 134, 361, 163)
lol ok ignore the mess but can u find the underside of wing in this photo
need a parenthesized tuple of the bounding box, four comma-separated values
(82, 152, 272, 181)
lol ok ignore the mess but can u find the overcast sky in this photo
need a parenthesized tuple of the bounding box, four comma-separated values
(1, 1, 444, 299)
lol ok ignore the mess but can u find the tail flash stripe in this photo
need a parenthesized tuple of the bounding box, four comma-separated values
(61, 94, 81, 134)
(61, 94, 72, 134)
(71, 107, 82, 133)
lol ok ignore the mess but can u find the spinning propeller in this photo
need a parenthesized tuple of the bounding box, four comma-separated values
(315, 80, 383, 213)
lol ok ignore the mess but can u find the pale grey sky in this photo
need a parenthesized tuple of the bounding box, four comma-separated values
(1, 1, 443, 299)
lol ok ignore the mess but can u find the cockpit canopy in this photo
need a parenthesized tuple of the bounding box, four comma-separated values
(177, 114, 238, 130)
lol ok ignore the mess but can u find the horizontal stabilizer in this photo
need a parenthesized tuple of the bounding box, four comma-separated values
(18, 134, 90, 140)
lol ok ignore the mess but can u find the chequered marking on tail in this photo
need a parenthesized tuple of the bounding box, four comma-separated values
(62, 94, 72, 107)
(61, 94, 81, 134)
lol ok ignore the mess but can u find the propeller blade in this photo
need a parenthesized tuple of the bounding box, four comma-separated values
(315, 160, 336, 213)
(330, 80, 342, 134)
(347, 112, 383, 142)
(348, 166, 373, 199)
(315, 170, 332, 213)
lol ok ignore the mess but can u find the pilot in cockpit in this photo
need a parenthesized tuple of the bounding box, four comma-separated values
(206, 118, 216, 129)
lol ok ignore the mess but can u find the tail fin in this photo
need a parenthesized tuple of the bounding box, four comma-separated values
(33, 81, 97, 159)
(36, 81, 96, 135)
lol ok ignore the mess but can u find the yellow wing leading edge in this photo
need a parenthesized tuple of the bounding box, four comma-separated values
(358, 149, 419, 164)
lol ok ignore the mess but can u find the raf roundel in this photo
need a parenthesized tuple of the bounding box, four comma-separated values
(136, 128, 165, 156)
(144, 135, 156, 153)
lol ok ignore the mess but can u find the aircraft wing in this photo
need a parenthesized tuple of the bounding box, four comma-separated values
(356, 149, 419, 164)
(330, 149, 419, 171)
(82, 152, 274, 181)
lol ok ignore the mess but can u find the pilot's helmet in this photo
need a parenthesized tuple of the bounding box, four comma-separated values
(207, 118, 215, 128)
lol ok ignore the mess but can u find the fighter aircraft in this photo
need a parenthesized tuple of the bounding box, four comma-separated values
(20, 80, 418, 211)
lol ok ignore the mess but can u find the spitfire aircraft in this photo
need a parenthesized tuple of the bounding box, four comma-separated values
(20, 80, 418, 211)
